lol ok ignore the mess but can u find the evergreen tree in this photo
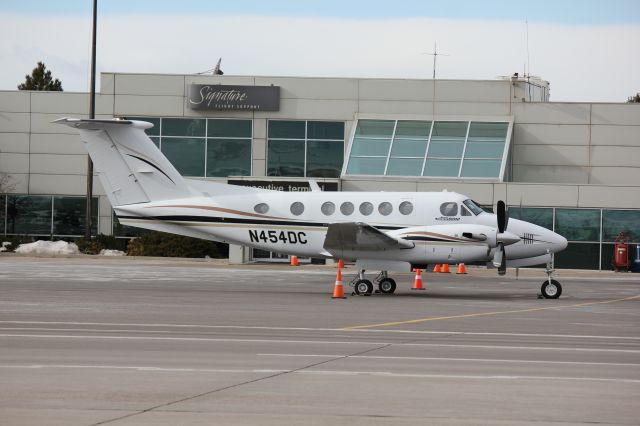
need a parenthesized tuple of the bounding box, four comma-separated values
(17, 62, 63, 91)
(627, 93, 640, 103)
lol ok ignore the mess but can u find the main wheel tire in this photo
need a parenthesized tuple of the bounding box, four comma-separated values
(354, 279, 374, 296)
(378, 278, 397, 294)
(541, 279, 562, 299)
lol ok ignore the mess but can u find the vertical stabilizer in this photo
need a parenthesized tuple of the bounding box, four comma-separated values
(54, 118, 192, 206)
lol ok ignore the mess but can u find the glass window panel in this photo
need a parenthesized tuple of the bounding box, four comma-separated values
(346, 157, 387, 175)
(126, 116, 160, 135)
(386, 158, 423, 176)
(6, 195, 52, 235)
(431, 121, 468, 138)
(350, 137, 391, 157)
(150, 137, 160, 148)
(268, 121, 305, 139)
(508, 207, 553, 230)
(395, 120, 431, 138)
(112, 212, 151, 238)
(399, 201, 414, 215)
(306, 140, 343, 178)
(390, 139, 428, 157)
(554, 242, 600, 270)
(207, 119, 252, 138)
(359, 202, 373, 215)
(460, 159, 502, 178)
(0, 195, 5, 234)
(601, 243, 614, 270)
(340, 202, 354, 215)
(321, 202, 335, 216)
(53, 197, 98, 236)
(162, 118, 205, 137)
(464, 141, 505, 159)
(307, 121, 344, 140)
(555, 209, 600, 242)
(603, 210, 640, 242)
(161, 137, 205, 176)
(354, 120, 395, 138)
(423, 159, 461, 177)
(468, 122, 509, 139)
(206, 139, 251, 177)
(267, 139, 305, 177)
(427, 140, 465, 158)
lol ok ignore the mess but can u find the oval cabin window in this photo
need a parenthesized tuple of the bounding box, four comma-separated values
(359, 202, 373, 216)
(321, 201, 335, 215)
(254, 203, 269, 214)
(440, 202, 458, 216)
(340, 202, 355, 215)
(378, 201, 393, 216)
(290, 202, 305, 216)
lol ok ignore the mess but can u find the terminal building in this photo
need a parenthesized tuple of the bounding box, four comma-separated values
(1, 72, 639, 269)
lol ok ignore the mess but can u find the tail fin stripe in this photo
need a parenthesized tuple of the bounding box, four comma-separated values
(126, 154, 175, 184)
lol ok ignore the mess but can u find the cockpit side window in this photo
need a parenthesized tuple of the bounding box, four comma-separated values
(463, 199, 484, 215)
(461, 205, 472, 216)
(440, 202, 458, 216)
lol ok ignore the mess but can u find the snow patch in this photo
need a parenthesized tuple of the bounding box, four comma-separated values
(99, 249, 126, 256)
(15, 240, 80, 255)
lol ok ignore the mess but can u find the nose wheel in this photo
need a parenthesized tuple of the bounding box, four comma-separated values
(541, 279, 562, 299)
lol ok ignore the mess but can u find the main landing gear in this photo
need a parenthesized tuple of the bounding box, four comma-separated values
(350, 270, 397, 296)
(540, 260, 562, 299)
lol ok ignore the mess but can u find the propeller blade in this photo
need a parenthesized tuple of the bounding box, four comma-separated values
(497, 200, 507, 233)
(493, 243, 507, 275)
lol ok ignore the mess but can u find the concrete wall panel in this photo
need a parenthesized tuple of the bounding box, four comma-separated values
(358, 100, 433, 115)
(114, 95, 184, 117)
(514, 124, 589, 146)
(435, 101, 510, 116)
(0, 132, 29, 153)
(28, 174, 88, 195)
(1, 173, 28, 193)
(435, 80, 511, 103)
(255, 77, 357, 100)
(513, 145, 589, 167)
(590, 146, 640, 167)
(30, 154, 86, 175)
(512, 165, 589, 184)
(0, 153, 29, 174)
(0, 112, 30, 132)
(505, 184, 579, 207)
(100, 73, 115, 95)
(417, 182, 494, 205)
(578, 185, 640, 209)
(590, 125, 640, 147)
(114, 74, 184, 96)
(589, 167, 640, 185)
(0, 91, 30, 112)
(358, 79, 434, 101)
(513, 103, 590, 124)
(258, 99, 357, 120)
(30, 133, 85, 155)
(591, 104, 640, 125)
(252, 138, 266, 161)
(252, 159, 266, 177)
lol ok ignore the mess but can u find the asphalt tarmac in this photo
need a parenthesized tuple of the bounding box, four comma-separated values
(0, 256, 639, 425)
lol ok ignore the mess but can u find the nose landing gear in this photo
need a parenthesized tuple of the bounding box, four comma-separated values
(541, 259, 562, 299)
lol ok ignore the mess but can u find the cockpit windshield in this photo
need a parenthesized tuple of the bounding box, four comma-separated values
(463, 199, 484, 216)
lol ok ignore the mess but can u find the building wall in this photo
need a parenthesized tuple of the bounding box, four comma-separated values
(1, 73, 639, 242)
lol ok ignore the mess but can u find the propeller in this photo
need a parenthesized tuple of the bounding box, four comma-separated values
(493, 200, 518, 275)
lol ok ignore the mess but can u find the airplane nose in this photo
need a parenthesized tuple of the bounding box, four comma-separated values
(551, 231, 568, 252)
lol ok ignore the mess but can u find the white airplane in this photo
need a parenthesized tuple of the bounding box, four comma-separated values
(55, 118, 568, 299)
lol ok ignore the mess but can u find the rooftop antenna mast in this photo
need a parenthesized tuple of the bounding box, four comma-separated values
(423, 42, 449, 79)
(525, 20, 530, 80)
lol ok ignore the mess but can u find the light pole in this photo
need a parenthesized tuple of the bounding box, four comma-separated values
(85, 0, 97, 239)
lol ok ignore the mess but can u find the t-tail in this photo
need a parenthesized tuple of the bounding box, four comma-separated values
(53, 118, 193, 206)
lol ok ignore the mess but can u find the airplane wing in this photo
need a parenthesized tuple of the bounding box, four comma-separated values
(323, 222, 414, 255)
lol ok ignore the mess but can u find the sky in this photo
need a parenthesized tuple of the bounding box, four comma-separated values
(1, 0, 639, 102)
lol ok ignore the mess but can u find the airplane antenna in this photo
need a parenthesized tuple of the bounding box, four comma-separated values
(197, 58, 224, 75)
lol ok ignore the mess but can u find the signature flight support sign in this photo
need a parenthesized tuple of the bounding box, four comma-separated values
(188, 84, 280, 111)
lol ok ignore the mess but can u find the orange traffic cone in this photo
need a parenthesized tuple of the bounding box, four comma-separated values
(441, 263, 450, 273)
(332, 268, 346, 299)
(336, 258, 345, 268)
(290, 256, 299, 266)
(456, 263, 467, 274)
(433, 264, 441, 273)
(411, 268, 425, 290)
